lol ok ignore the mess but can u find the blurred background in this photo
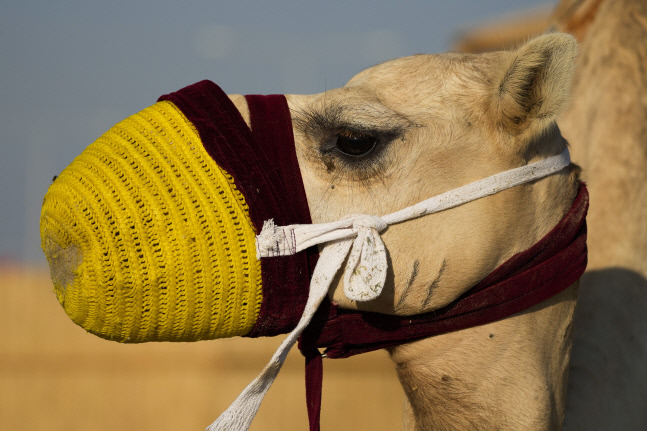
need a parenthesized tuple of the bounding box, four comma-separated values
(1, 1, 554, 429)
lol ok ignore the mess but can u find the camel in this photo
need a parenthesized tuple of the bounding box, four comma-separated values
(550, 0, 647, 429)
(41, 33, 587, 429)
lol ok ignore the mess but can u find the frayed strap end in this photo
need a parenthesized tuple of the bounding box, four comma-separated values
(256, 219, 298, 259)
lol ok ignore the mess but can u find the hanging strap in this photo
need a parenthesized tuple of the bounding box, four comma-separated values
(304, 348, 323, 431)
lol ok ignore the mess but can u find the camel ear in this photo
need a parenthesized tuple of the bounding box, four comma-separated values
(494, 33, 577, 134)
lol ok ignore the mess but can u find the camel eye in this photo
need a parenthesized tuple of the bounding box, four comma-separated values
(334, 132, 378, 157)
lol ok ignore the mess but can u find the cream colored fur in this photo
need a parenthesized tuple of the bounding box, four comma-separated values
(552, 0, 647, 429)
(553, 0, 647, 274)
(230, 33, 581, 429)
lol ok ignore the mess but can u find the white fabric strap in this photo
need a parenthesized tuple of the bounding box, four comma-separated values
(207, 148, 571, 431)
(207, 240, 351, 431)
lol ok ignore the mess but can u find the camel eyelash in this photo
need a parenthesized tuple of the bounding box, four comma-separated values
(295, 103, 409, 140)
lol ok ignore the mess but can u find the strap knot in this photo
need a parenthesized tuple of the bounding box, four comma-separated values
(349, 214, 388, 233)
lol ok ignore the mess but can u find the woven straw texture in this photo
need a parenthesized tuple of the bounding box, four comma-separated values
(40, 100, 262, 342)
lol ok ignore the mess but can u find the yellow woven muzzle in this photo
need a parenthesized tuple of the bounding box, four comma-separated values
(40, 101, 262, 342)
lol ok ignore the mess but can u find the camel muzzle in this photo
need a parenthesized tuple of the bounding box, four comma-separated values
(40, 99, 264, 343)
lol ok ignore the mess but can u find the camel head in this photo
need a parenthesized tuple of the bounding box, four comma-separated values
(281, 32, 580, 315)
(40, 33, 579, 344)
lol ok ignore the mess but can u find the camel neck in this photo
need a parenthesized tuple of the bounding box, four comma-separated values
(389, 283, 578, 430)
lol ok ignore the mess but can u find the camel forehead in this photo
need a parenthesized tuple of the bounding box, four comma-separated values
(345, 51, 499, 93)
(329, 51, 505, 117)
(287, 50, 507, 132)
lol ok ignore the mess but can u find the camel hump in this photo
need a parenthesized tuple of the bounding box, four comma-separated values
(492, 33, 578, 135)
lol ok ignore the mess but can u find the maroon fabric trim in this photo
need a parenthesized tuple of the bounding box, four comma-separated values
(158, 81, 314, 336)
(244, 94, 319, 336)
(245, 95, 302, 201)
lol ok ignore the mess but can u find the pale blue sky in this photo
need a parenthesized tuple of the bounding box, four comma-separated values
(1, 0, 553, 263)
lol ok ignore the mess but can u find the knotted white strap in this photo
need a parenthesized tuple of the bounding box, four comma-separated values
(207, 149, 571, 431)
